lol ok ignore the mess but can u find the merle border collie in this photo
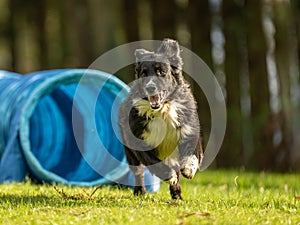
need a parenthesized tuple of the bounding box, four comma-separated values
(118, 39, 203, 199)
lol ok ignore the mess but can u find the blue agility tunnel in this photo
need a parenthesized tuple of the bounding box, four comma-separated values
(0, 69, 159, 191)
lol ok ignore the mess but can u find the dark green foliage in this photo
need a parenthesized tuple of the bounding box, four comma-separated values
(0, 0, 300, 171)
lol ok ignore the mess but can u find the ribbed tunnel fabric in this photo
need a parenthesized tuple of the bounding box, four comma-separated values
(0, 69, 160, 191)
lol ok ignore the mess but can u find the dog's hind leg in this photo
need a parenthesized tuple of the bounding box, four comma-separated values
(169, 171, 182, 200)
(125, 148, 146, 196)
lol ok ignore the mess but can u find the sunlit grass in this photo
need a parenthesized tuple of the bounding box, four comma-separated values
(0, 170, 299, 225)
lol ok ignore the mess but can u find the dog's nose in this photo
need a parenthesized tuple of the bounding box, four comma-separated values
(145, 85, 157, 94)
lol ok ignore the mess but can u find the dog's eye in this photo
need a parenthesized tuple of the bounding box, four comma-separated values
(156, 68, 167, 77)
(160, 69, 167, 76)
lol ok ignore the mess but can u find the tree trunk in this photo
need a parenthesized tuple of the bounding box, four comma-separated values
(29, 0, 48, 69)
(150, 0, 177, 40)
(219, 0, 244, 168)
(272, 1, 295, 170)
(187, 0, 213, 68)
(288, 0, 300, 170)
(7, 0, 18, 71)
(62, 0, 94, 67)
(122, 0, 139, 42)
(186, 0, 213, 150)
(245, 0, 271, 170)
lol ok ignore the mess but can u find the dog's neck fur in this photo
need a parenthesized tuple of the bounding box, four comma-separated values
(133, 99, 180, 128)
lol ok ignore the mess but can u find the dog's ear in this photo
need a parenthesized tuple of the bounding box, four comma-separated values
(134, 49, 147, 79)
(135, 49, 153, 62)
(156, 38, 183, 69)
(157, 39, 185, 85)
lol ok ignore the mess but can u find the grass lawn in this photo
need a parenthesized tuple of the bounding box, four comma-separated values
(0, 170, 299, 225)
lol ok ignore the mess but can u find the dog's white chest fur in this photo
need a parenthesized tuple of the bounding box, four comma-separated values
(143, 116, 179, 161)
(134, 99, 181, 163)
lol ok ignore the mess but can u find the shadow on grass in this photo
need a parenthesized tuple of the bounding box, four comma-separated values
(0, 194, 58, 205)
(0, 186, 171, 209)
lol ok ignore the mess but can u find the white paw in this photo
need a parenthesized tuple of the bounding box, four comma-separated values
(180, 155, 198, 179)
(167, 171, 178, 185)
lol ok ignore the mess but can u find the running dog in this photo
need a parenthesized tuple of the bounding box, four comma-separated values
(118, 39, 203, 199)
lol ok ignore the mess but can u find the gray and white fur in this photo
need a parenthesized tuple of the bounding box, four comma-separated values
(118, 38, 203, 199)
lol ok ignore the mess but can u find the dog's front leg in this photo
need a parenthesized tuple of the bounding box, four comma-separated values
(125, 148, 146, 196)
(132, 164, 146, 196)
(178, 135, 203, 179)
(169, 171, 182, 200)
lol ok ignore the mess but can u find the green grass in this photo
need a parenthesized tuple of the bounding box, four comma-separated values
(0, 170, 299, 225)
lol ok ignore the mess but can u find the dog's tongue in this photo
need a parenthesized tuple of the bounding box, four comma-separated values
(148, 94, 161, 109)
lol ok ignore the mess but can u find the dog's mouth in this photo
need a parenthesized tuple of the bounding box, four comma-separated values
(147, 90, 167, 110)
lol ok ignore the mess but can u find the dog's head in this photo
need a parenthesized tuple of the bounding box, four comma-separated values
(134, 39, 184, 110)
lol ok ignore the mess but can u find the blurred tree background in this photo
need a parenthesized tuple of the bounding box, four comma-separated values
(1, 0, 300, 171)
